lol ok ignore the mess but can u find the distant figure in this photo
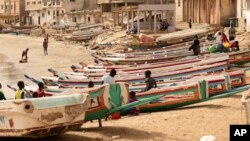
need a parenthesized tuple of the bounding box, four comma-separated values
(144, 70, 157, 91)
(232, 41, 240, 52)
(189, 35, 200, 56)
(126, 26, 131, 34)
(36, 82, 45, 97)
(127, 91, 140, 115)
(221, 33, 229, 43)
(188, 19, 192, 29)
(88, 81, 94, 88)
(22, 48, 29, 61)
(101, 69, 116, 85)
(32, 92, 38, 98)
(228, 27, 236, 41)
(43, 38, 48, 55)
(215, 32, 222, 44)
(15, 81, 25, 99)
(0, 83, 6, 100)
(132, 26, 137, 34)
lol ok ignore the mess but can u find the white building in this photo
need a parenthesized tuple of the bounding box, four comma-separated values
(237, 0, 250, 32)
(25, 0, 84, 25)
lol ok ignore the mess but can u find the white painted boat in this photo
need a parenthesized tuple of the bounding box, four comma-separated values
(0, 94, 89, 138)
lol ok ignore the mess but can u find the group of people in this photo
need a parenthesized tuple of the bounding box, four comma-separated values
(188, 26, 239, 56)
(0, 81, 45, 101)
(100, 69, 157, 115)
(126, 26, 138, 34)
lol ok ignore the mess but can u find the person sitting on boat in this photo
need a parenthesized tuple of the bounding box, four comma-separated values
(36, 82, 45, 97)
(101, 69, 116, 85)
(88, 81, 94, 88)
(127, 91, 140, 115)
(22, 48, 29, 61)
(15, 81, 25, 99)
(215, 32, 222, 44)
(0, 83, 6, 100)
(189, 35, 200, 56)
(144, 70, 157, 91)
(32, 92, 38, 98)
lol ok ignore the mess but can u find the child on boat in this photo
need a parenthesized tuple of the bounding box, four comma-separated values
(36, 82, 45, 97)
(15, 81, 25, 99)
(144, 70, 157, 91)
(0, 83, 6, 100)
(128, 91, 140, 115)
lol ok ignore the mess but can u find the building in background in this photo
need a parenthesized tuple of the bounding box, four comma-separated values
(176, 0, 237, 26)
(237, 0, 250, 32)
(0, 0, 26, 25)
(25, 0, 84, 25)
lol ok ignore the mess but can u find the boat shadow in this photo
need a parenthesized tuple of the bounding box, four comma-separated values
(0, 135, 96, 141)
(176, 104, 229, 111)
(80, 126, 166, 140)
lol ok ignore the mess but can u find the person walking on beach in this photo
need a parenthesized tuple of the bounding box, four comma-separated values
(15, 81, 25, 99)
(0, 83, 6, 100)
(22, 48, 29, 61)
(189, 35, 200, 56)
(144, 70, 157, 91)
(43, 38, 48, 55)
(101, 69, 116, 85)
(36, 82, 45, 97)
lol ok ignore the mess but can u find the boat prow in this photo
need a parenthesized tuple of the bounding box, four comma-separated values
(0, 94, 89, 138)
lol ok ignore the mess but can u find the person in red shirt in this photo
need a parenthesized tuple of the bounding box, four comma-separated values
(36, 82, 45, 97)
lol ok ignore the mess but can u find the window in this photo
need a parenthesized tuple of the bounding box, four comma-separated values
(61, 10, 64, 14)
(32, 2, 36, 4)
(56, 10, 59, 16)
(48, 10, 50, 15)
(44, 2, 47, 6)
(38, 1, 42, 4)
(42, 13, 45, 17)
(1, 5, 3, 10)
(56, 1, 60, 5)
(53, 10, 55, 15)
(88, 17, 90, 22)
(27, 2, 30, 5)
(52, 2, 55, 5)
(70, 0, 75, 2)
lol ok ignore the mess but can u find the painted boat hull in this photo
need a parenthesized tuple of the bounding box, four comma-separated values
(0, 94, 89, 138)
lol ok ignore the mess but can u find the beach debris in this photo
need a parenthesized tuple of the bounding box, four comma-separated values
(112, 135, 121, 139)
(200, 135, 216, 141)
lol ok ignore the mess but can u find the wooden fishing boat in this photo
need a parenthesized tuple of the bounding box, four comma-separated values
(42, 62, 228, 87)
(0, 94, 89, 138)
(50, 55, 229, 79)
(136, 75, 249, 112)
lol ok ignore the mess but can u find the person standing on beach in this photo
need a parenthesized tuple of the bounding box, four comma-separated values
(101, 69, 116, 85)
(144, 70, 157, 91)
(228, 27, 236, 41)
(22, 48, 29, 61)
(188, 19, 192, 29)
(0, 83, 6, 100)
(43, 38, 48, 55)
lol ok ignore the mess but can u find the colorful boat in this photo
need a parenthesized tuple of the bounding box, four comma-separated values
(0, 94, 89, 138)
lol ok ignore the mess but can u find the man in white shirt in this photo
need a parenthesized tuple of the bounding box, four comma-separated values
(101, 69, 116, 84)
(215, 31, 222, 44)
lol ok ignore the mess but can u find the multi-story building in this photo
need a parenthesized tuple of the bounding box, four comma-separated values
(0, 0, 26, 25)
(237, 0, 250, 32)
(25, 0, 84, 25)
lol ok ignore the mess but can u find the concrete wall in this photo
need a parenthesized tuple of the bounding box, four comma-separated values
(175, 0, 183, 22)
(247, 0, 250, 32)
(220, 0, 236, 26)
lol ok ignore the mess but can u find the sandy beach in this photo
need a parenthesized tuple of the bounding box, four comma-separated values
(0, 33, 249, 141)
